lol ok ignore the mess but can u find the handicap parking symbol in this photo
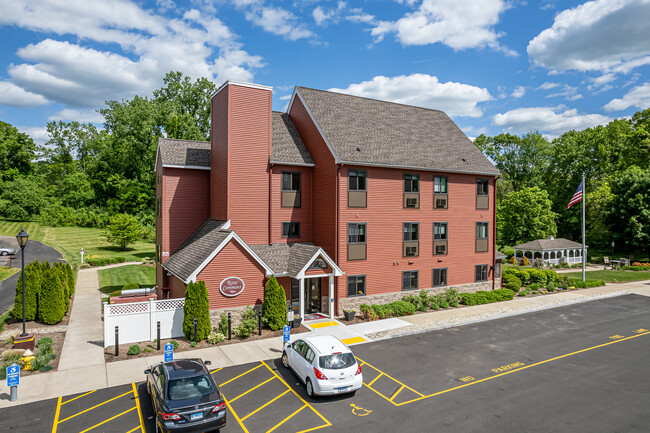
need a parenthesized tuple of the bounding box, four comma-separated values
(6, 364, 20, 387)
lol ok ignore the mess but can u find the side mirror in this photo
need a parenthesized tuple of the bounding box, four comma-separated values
(144, 369, 151, 375)
(286, 343, 292, 349)
(204, 360, 211, 366)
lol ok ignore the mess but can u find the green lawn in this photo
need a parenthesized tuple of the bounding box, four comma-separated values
(0, 266, 19, 282)
(563, 270, 650, 282)
(0, 221, 154, 269)
(98, 264, 156, 294)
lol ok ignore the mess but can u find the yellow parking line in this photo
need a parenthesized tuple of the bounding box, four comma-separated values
(220, 363, 264, 387)
(126, 427, 141, 433)
(210, 367, 223, 375)
(390, 385, 405, 401)
(297, 423, 332, 433)
(357, 357, 424, 397)
(61, 390, 96, 405)
(241, 390, 291, 422)
(58, 390, 134, 423)
(341, 336, 366, 345)
(132, 382, 144, 432)
(367, 372, 383, 387)
(230, 377, 276, 403)
(266, 404, 306, 433)
(396, 330, 650, 407)
(261, 360, 332, 430)
(51, 397, 62, 433)
(223, 394, 249, 433)
(79, 407, 136, 433)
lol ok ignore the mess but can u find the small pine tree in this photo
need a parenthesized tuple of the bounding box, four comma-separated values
(52, 263, 69, 312)
(183, 280, 211, 341)
(12, 261, 40, 321)
(261, 275, 287, 331)
(65, 263, 75, 297)
(38, 266, 66, 325)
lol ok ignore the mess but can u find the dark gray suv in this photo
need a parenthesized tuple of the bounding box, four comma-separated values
(145, 359, 226, 433)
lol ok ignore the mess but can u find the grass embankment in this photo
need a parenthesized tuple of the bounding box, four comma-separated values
(0, 267, 19, 281)
(98, 264, 156, 294)
(0, 221, 154, 269)
(562, 270, 650, 283)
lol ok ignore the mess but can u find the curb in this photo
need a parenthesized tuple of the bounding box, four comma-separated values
(364, 290, 630, 342)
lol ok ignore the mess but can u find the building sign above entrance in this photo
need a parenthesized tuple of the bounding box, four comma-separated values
(220, 277, 245, 297)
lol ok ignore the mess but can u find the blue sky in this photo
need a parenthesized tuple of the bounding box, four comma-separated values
(1, 0, 649, 145)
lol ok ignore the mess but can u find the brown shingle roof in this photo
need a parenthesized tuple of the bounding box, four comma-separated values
(249, 243, 322, 276)
(271, 112, 313, 165)
(296, 86, 500, 176)
(158, 137, 211, 168)
(163, 220, 229, 282)
(514, 238, 584, 250)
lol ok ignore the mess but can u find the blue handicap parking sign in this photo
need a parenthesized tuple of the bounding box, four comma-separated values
(164, 343, 173, 362)
(6, 364, 19, 387)
(283, 325, 290, 342)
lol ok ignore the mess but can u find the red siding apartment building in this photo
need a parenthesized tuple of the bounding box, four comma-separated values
(155, 81, 501, 320)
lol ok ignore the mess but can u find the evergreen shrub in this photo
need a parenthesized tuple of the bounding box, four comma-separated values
(121, 283, 140, 291)
(261, 276, 287, 330)
(460, 289, 515, 306)
(217, 314, 228, 335)
(528, 269, 547, 285)
(183, 280, 211, 341)
(127, 345, 141, 355)
(38, 267, 66, 324)
(12, 261, 40, 321)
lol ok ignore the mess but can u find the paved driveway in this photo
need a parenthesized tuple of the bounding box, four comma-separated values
(2, 294, 648, 432)
(0, 235, 64, 313)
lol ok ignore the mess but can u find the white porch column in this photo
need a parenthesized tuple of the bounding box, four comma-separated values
(329, 275, 334, 319)
(299, 278, 305, 319)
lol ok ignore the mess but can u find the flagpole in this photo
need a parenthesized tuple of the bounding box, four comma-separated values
(582, 173, 586, 282)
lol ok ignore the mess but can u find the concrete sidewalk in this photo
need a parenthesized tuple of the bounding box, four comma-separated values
(2, 273, 649, 408)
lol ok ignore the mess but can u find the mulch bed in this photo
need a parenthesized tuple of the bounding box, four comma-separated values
(104, 324, 310, 363)
(0, 331, 66, 376)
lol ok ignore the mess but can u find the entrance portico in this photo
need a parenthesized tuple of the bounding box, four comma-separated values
(293, 253, 344, 320)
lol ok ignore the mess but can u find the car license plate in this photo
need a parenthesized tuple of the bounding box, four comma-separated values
(190, 412, 203, 421)
(337, 386, 349, 392)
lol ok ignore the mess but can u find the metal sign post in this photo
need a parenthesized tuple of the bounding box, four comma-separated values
(7, 363, 19, 402)
(164, 343, 173, 362)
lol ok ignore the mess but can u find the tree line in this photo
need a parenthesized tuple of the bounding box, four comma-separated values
(0, 70, 648, 256)
(475, 109, 650, 257)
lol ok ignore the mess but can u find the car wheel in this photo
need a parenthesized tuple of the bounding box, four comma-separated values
(281, 351, 289, 368)
(1, 252, 6, 256)
(306, 378, 314, 398)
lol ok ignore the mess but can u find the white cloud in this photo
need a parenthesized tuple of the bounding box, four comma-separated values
(511, 86, 526, 98)
(546, 84, 581, 100)
(278, 94, 292, 100)
(232, 0, 313, 41)
(17, 126, 49, 146)
(369, 0, 513, 53)
(313, 2, 347, 26)
(48, 108, 104, 123)
(329, 73, 493, 117)
(493, 106, 611, 135)
(604, 82, 650, 111)
(537, 82, 559, 90)
(0, 1, 263, 109)
(0, 81, 49, 107)
(527, 0, 650, 73)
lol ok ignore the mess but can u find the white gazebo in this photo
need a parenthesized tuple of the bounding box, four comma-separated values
(514, 236, 586, 266)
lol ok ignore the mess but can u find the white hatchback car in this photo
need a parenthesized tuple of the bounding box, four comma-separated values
(282, 335, 362, 397)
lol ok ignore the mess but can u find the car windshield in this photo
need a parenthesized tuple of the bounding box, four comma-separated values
(168, 374, 214, 400)
(319, 353, 356, 369)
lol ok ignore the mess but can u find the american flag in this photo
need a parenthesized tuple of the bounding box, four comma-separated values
(566, 180, 583, 209)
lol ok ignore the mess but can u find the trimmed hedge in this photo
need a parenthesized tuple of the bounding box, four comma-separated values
(370, 300, 415, 319)
(503, 273, 522, 292)
(183, 280, 211, 341)
(460, 289, 515, 306)
(121, 283, 140, 291)
(86, 256, 128, 266)
(567, 278, 606, 288)
(261, 275, 287, 330)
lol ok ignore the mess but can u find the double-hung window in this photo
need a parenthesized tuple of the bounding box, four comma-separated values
(348, 170, 367, 208)
(404, 174, 420, 208)
(434, 176, 448, 209)
(476, 222, 489, 252)
(403, 222, 419, 257)
(402, 270, 418, 291)
(476, 178, 489, 209)
(475, 264, 488, 282)
(432, 268, 447, 287)
(282, 222, 300, 238)
(347, 275, 366, 296)
(348, 223, 367, 260)
(433, 222, 448, 255)
(281, 172, 301, 207)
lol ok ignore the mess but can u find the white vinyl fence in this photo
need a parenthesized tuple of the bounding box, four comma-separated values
(104, 298, 185, 347)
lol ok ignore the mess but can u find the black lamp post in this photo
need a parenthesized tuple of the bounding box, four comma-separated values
(16, 228, 29, 337)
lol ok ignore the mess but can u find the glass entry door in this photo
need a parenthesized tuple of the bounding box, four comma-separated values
(305, 278, 321, 314)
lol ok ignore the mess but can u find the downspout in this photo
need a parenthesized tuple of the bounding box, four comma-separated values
(335, 164, 341, 315)
(269, 162, 273, 245)
(492, 175, 499, 290)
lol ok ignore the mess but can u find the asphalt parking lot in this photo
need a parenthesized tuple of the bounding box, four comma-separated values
(1, 294, 649, 432)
